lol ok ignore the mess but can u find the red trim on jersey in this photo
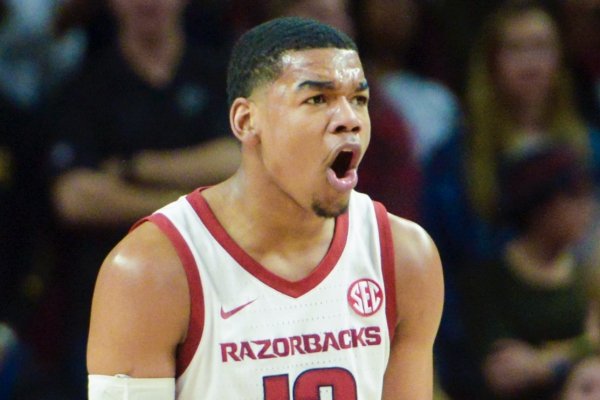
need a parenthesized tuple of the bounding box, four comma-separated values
(143, 214, 205, 378)
(373, 201, 397, 341)
(130, 215, 150, 231)
(185, 189, 349, 298)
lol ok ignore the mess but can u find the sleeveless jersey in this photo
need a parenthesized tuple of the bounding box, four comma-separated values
(146, 189, 397, 399)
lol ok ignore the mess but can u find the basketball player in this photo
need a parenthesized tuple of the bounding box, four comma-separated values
(87, 17, 444, 399)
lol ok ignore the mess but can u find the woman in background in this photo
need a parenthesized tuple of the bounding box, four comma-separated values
(423, 1, 600, 397)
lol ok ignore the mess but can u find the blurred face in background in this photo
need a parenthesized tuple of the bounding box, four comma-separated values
(563, 358, 600, 400)
(533, 181, 596, 248)
(109, 0, 187, 39)
(283, 0, 354, 37)
(494, 9, 560, 109)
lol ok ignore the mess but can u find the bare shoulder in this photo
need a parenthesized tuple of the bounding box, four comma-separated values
(87, 221, 189, 377)
(387, 214, 442, 279)
(386, 213, 444, 332)
(98, 221, 186, 292)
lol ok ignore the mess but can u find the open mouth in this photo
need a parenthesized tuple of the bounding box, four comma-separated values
(325, 144, 360, 192)
(331, 150, 354, 178)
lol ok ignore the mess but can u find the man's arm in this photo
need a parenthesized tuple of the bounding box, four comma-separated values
(52, 169, 183, 227)
(128, 137, 240, 189)
(382, 214, 444, 399)
(52, 137, 240, 228)
(87, 222, 189, 377)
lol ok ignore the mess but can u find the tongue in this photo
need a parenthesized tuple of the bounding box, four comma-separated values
(326, 168, 358, 192)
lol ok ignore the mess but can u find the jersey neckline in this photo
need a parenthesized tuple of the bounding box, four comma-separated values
(185, 189, 349, 298)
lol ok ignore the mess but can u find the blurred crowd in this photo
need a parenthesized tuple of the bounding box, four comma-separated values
(0, 0, 598, 399)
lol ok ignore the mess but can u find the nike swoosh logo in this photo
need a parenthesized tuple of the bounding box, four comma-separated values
(220, 299, 257, 319)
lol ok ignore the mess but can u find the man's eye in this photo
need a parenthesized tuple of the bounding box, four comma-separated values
(353, 95, 369, 106)
(306, 95, 326, 105)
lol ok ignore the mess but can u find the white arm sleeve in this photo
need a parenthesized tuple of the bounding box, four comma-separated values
(89, 374, 176, 400)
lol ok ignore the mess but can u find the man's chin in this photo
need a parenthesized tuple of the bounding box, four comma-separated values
(311, 199, 349, 219)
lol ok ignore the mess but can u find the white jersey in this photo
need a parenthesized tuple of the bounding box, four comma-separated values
(145, 189, 397, 400)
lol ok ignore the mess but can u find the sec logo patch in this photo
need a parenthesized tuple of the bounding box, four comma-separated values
(347, 279, 383, 316)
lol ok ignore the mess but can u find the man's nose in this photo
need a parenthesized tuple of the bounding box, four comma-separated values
(329, 97, 362, 134)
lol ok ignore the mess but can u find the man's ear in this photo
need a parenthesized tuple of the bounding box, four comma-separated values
(229, 98, 259, 144)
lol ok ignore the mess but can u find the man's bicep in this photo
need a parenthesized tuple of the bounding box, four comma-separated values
(382, 328, 435, 399)
(87, 223, 189, 377)
(381, 274, 442, 399)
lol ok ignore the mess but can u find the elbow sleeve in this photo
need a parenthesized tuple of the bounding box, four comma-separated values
(88, 374, 176, 400)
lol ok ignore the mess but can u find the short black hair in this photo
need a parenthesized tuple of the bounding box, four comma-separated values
(226, 16, 358, 106)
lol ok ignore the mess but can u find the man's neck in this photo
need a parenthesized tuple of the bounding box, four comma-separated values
(119, 27, 184, 88)
(202, 174, 337, 280)
(210, 173, 334, 241)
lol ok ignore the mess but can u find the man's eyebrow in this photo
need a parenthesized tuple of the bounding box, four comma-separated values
(295, 80, 369, 92)
(296, 80, 336, 91)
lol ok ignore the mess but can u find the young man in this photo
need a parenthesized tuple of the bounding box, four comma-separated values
(87, 17, 444, 399)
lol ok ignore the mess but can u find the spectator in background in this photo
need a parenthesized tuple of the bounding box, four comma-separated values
(45, 0, 239, 396)
(463, 0, 599, 221)
(462, 145, 599, 399)
(53, 0, 232, 64)
(426, 0, 600, 298)
(353, 0, 460, 220)
(423, 1, 600, 397)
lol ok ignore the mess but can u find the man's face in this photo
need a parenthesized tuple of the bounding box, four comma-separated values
(249, 48, 370, 218)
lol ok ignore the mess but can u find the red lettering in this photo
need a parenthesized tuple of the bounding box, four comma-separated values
(220, 342, 240, 362)
(290, 336, 305, 356)
(272, 338, 291, 357)
(302, 334, 322, 353)
(338, 330, 352, 349)
(322, 331, 340, 351)
(254, 339, 276, 360)
(221, 326, 383, 363)
(365, 326, 382, 345)
(239, 341, 257, 360)
(351, 328, 366, 347)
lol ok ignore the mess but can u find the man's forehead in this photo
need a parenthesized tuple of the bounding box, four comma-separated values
(278, 48, 365, 84)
